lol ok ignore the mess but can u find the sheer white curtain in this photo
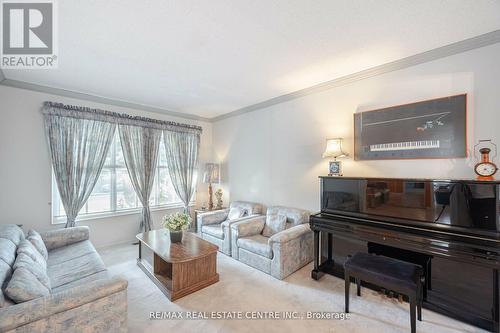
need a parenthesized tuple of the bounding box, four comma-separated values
(118, 125, 162, 232)
(43, 108, 116, 228)
(163, 130, 200, 213)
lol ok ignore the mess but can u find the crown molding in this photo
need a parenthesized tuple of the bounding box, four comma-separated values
(211, 29, 500, 122)
(0, 78, 211, 122)
(1, 30, 499, 123)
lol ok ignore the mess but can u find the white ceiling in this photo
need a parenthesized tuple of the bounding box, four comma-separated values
(3, 0, 500, 119)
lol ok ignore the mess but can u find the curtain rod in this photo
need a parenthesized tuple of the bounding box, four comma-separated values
(41, 101, 203, 134)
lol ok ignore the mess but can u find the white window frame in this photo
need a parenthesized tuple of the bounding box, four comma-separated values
(51, 133, 195, 224)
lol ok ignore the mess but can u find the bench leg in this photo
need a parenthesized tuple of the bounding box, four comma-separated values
(356, 278, 361, 296)
(345, 272, 350, 313)
(410, 296, 417, 333)
(417, 300, 422, 322)
(417, 276, 423, 321)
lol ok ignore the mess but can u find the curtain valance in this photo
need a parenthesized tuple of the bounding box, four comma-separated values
(42, 101, 203, 135)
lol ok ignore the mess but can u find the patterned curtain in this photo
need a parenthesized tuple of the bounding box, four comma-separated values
(118, 125, 162, 232)
(163, 130, 200, 213)
(43, 110, 116, 228)
(42, 102, 203, 230)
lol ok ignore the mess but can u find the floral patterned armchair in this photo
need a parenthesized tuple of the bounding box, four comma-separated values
(197, 201, 263, 255)
(230, 206, 313, 279)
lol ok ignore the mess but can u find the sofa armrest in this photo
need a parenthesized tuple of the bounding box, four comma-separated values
(269, 224, 311, 244)
(197, 209, 229, 230)
(230, 216, 266, 238)
(269, 224, 314, 279)
(41, 226, 90, 250)
(0, 277, 128, 332)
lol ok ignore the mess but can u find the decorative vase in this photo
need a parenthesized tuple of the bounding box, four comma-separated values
(169, 230, 183, 243)
(215, 189, 223, 209)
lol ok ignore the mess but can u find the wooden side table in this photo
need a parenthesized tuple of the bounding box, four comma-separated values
(193, 207, 227, 233)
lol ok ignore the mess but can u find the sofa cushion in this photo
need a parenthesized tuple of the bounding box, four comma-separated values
(262, 214, 287, 237)
(17, 240, 47, 270)
(266, 206, 309, 227)
(51, 270, 109, 293)
(228, 207, 245, 220)
(27, 230, 48, 261)
(13, 252, 51, 290)
(201, 225, 224, 239)
(47, 240, 96, 266)
(0, 238, 17, 267)
(238, 248, 271, 273)
(5, 266, 50, 303)
(0, 224, 24, 247)
(237, 235, 272, 259)
(48, 251, 106, 289)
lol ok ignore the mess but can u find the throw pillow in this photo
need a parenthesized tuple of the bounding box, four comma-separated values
(227, 207, 245, 220)
(0, 225, 25, 247)
(27, 230, 48, 261)
(5, 267, 50, 303)
(13, 252, 51, 290)
(0, 238, 17, 267)
(262, 214, 287, 237)
(17, 240, 47, 270)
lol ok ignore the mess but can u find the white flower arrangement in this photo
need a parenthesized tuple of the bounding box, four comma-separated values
(162, 212, 191, 232)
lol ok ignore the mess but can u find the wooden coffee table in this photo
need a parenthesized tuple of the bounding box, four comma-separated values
(136, 230, 219, 301)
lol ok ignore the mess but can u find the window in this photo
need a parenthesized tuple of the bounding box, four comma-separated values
(52, 132, 190, 222)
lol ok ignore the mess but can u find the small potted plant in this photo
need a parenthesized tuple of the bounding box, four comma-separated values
(162, 212, 191, 243)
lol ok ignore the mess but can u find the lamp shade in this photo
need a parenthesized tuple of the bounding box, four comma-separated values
(322, 138, 348, 159)
(203, 163, 220, 184)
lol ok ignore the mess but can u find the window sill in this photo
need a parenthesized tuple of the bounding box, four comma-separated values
(51, 202, 194, 225)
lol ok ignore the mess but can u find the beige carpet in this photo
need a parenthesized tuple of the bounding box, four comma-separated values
(99, 242, 485, 333)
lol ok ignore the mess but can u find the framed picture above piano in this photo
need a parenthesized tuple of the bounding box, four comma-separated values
(354, 94, 467, 160)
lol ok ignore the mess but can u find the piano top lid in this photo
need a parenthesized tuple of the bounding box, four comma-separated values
(318, 175, 500, 184)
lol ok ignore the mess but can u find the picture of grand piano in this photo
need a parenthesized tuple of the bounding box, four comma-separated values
(354, 94, 467, 160)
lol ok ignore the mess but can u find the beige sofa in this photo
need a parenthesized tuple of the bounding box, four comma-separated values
(0, 224, 127, 333)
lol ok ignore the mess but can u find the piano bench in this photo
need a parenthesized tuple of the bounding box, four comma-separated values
(344, 252, 424, 333)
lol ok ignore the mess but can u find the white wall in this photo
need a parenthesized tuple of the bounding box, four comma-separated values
(3, 42, 500, 246)
(213, 43, 500, 213)
(0, 85, 213, 248)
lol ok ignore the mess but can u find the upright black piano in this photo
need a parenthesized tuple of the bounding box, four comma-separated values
(310, 176, 500, 332)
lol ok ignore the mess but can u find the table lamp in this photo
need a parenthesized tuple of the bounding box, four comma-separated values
(322, 138, 348, 176)
(202, 163, 220, 210)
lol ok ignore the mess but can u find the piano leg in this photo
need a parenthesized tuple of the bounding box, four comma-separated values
(311, 230, 323, 280)
(328, 232, 333, 262)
